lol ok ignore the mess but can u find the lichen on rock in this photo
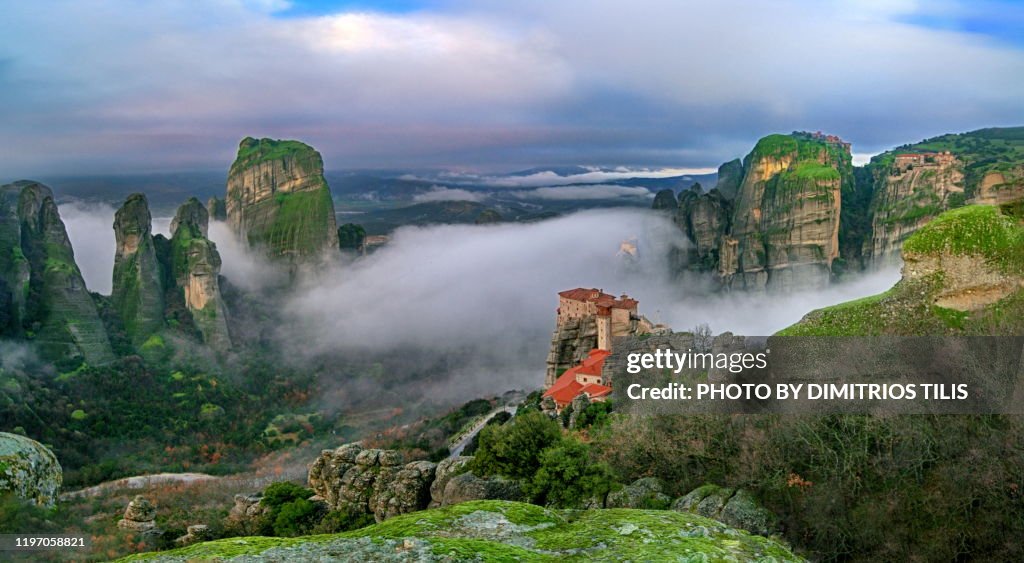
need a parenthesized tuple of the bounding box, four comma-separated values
(0, 431, 62, 507)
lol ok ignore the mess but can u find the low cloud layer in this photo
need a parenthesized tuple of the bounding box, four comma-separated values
(510, 185, 654, 200)
(60, 203, 899, 400)
(412, 186, 486, 203)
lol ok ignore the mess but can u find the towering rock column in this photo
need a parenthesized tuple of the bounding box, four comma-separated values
(225, 137, 338, 272)
(170, 198, 231, 353)
(9, 181, 114, 364)
(112, 193, 166, 346)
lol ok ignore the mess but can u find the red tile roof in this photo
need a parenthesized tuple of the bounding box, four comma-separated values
(558, 288, 638, 310)
(543, 349, 611, 407)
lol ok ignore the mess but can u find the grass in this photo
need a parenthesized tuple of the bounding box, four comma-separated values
(230, 138, 322, 176)
(902, 204, 1024, 274)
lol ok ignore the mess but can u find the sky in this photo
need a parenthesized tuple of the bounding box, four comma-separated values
(2, 0, 1023, 175)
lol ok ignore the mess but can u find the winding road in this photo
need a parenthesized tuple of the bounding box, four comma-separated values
(448, 404, 517, 458)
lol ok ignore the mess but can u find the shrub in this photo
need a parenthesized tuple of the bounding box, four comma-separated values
(470, 410, 562, 480)
(528, 437, 616, 507)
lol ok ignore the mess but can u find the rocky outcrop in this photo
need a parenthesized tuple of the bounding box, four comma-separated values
(112, 193, 166, 345)
(544, 316, 598, 387)
(660, 133, 848, 292)
(675, 186, 731, 273)
(438, 472, 524, 507)
(1, 181, 113, 364)
(865, 155, 964, 265)
(652, 189, 677, 211)
(605, 477, 671, 509)
(429, 456, 472, 508)
(206, 197, 227, 221)
(118, 495, 160, 535)
(170, 199, 231, 352)
(175, 524, 212, 546)
(672, 484, 780, 537)
(307, 443, 437, 522)
(726, 134, 846, 291)
(225, 137, 338, 269)
(0, 432, 62, 507)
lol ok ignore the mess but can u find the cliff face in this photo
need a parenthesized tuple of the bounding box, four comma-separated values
(864, 127, 1024, 264)
(225, 137, 338, 268)
(864, 156, 964, 264)
(780, 203, 1024, 336)
(170, 199, 231, 352)
(545, 316, 598, 387)
(3, 181, 114, 365)
(112, 193, 166, 346)
(111, 194, 232, 354)
(665, 134, 848, 291)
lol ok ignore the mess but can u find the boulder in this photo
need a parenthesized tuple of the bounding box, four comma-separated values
(308, 443, 437, 521)
(672, 484, 780, 537)
(0, 432, 62, 507)
(118, 495, 160, 535)
(606, 477, 671, 509)
(440, 472, 524, 506)
(429, 456, 472, 507)
(175, 524, 212, 546)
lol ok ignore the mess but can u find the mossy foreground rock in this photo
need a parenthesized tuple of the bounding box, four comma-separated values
(0, 431, 62, 507)
(121, 500, 803, 562)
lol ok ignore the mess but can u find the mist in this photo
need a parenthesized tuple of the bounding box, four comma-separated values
(59, 202, 899, 401)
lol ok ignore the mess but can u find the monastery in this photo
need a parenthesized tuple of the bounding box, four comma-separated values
(543, 288, 661, 411)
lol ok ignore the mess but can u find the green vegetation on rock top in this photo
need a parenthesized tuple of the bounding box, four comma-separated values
(229, 137, 321, 175)
(902, 204, 1024, 274)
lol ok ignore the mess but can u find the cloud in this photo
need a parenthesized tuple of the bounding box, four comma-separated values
(436, 167, 712, 188)
(59, 201, 117, 295)
(2, 1, 1022, 175)
(412, 186, 486, 203)
(511, 185, 654, 200)
(280, 208, 898, 399)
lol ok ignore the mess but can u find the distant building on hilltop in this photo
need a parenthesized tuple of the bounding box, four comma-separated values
(556, 288, 643, 350)
(543, 288, 668, 412)
(893, 150, 956, 172)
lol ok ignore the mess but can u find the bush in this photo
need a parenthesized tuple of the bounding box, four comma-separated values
(273, 498, 325, 537)
(470, 410, 562, 480)
(313, 507, 375, 534)
(528, 437, 616, 507)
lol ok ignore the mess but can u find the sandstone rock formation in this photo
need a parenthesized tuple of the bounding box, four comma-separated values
(170, 198, 231, 352)
(225, 137, 338, 270)
(175, 524, 212, 546)
(672, 484, 780, 537)
(206, 197, 227, 221)
(0, 181, 113, 364)
(545, 315, 598, 387)
(725, 133, 846, 291)
(112, 193, 166, 346)
(660, 132, 848, 292)
(0, 432, 62, 506)
(865, 154, 964, 264)
(118, 495, 160, 535)
(111, 194, 231, 354)
(307, 443, 437, 522)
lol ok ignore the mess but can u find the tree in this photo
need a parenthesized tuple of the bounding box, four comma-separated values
(337, 223, 366, 251)
(470, 410, 562, 480)
(528, 437, 616, 507)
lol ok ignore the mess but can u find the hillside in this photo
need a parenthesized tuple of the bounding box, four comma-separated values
(120, 500, 803, 562)
(779, 201, 1024, 335)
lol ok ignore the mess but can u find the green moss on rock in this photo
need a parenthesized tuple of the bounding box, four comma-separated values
(120, 500, 802, 561)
